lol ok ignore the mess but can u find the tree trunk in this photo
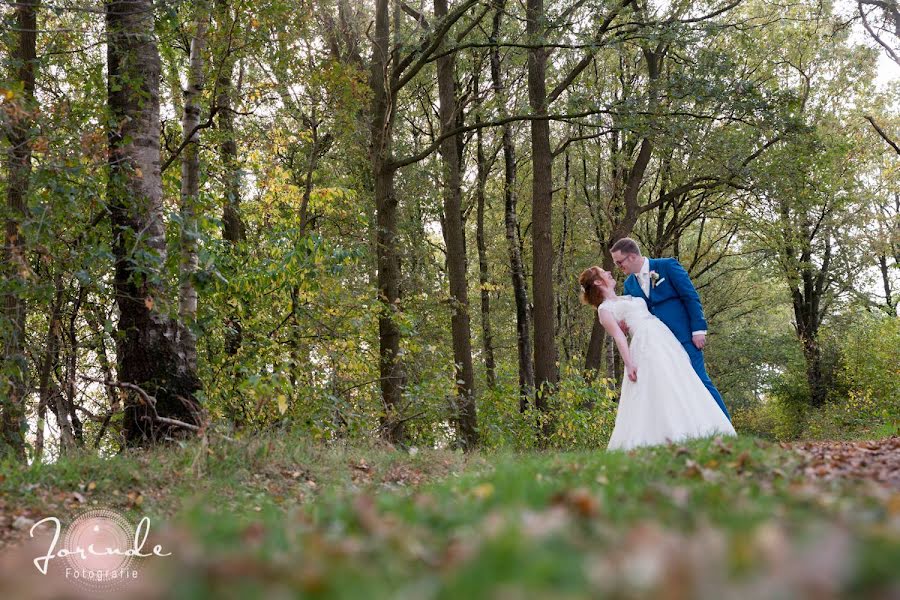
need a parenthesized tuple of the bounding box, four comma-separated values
(216, 0, 246, 357)
(879, 254, 894, 313)
(475, 96, 496, 390)
(793, 290, 827, 408)
(435, 0, 477, 450)
(218, 63, 245, 242)
(179, 0, 210, 372)
(556, 150, 571, 364)
(801, 335, 826, 408)
(38, 277, 76, 456)
(106, 0, 202, 445)
(1, 0, 38, 461)
(64, 285, 86, 446)
(490, 0, 534, 409)
(371, 0, 405, 444)
(527, 0, 559, 421)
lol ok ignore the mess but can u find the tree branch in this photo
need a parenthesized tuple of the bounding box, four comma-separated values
(392, 0, 480, 93)
(865, 114, 900, 155)
(81, 376, 202, 432)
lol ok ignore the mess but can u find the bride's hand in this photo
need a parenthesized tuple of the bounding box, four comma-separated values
(625, 363, 638, 382)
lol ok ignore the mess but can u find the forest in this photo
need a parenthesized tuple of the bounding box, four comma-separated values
(0, 0, 897, 597)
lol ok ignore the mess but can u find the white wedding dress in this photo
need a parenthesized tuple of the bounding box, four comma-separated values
(599, 295, 736, 451)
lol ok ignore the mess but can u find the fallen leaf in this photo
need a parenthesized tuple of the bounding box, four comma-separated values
(683, 460, 703, 478)
(735, 450, 753, 472)
(713, 436, 733, 455)
(551, 487, 600, 518)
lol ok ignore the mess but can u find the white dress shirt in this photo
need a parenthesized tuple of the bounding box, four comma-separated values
(638, 257, 651, 297)
(639, 257, 706, 336)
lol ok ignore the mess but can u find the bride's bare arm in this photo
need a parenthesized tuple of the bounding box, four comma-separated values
(597, 308, 638, 382)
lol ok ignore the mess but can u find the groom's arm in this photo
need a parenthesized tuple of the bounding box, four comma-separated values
(665, 258, 708, 335)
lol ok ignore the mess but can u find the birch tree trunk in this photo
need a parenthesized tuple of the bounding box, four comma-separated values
(106, 0, 202, 445)
(179, 0, 210, 372)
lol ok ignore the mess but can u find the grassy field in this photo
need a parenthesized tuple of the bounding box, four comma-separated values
(1, 431, 898, 599)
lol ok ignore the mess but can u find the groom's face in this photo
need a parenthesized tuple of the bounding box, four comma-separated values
(611, 250, 641, 275)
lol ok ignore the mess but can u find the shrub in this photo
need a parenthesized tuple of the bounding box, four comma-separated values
(477, 365, 618, 451)
(730, 403, 778, 440)
(835, 313, 900, 435)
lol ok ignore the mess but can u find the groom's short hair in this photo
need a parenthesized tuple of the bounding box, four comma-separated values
(610, 237, 641, 256)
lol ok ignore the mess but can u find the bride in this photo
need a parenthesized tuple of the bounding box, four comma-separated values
(579, 266, 736, 451)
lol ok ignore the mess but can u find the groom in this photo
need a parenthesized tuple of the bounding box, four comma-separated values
(609, 237, 731, 421)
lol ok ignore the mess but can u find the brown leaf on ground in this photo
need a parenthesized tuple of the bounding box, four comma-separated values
(382, 464, 426, 486)
(713, 436, 733, 455)
(785, 436, 900, 488)
(351, 459, 369, 471)
(550, 487, 601, 518)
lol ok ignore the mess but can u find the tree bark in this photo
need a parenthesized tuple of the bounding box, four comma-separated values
(179, 0, 210, 372)
(527, 0, 557, 422)
(106, 0, 202, 445)
(474, 89, 496, 390)
(217, 5, 245, 247)
(556, 149, 572, 364)
(878, 254, 894, 312)
(215, 0, 246, 356)
(1, 0, 38, 461)
(779, 199, 832, 409)
(490, 0, 534, 409)
(371, 0, 405, 444)
(435, 0, 478, 450)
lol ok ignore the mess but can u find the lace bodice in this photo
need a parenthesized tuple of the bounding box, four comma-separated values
(598, 295, 655, 332)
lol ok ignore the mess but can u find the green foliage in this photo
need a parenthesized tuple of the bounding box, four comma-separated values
(837, 314, 900, 427)
(478, 367, 618, 451)
(805, 314, 900, 439)
(730, 403, 779, 440)
(729, 312, 899, 442)
(198, 226, 370, 433)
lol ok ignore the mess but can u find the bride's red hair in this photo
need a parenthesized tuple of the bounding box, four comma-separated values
(578, 266, 606, 307)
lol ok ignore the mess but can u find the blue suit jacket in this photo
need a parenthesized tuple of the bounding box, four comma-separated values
(622, 258, 707, 344)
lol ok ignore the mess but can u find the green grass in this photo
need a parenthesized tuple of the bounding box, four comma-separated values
(1, 431, 898, 599)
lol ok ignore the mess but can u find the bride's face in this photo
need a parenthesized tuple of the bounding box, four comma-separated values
(599, 269, 615, 290)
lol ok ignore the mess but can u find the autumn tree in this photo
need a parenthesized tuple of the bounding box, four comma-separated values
(106, 0, 202, 444)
